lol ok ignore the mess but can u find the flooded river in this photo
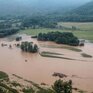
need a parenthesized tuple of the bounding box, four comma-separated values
(0, 34, 93, 92)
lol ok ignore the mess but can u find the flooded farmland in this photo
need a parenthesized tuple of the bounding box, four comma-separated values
(0, 34, 93, 93)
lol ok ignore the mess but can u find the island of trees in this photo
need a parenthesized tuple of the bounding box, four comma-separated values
(38, 32, 79, 46)
(20, 42, 38, 53)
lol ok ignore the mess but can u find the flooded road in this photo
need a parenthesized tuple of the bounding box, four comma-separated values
(0, 34, 93, 92)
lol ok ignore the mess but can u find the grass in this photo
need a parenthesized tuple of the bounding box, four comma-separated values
(40, 52, 76, 60)
(81, 53, 92, 58)
(73, 31, 93, 42)
(41, 51, 63, 55)
(58, 22, 93, 31)
(20, 28, 93, 42)
(41, 45, 82, 52)
(20, 28, 62, 36)
(40, 52, 88, 62)
(64, 46, 82, 52)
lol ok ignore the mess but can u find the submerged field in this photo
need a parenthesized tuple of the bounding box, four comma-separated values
(0, 22, 93, 93)
(20, 22, 93, 42)
(0, 35, 93, 93)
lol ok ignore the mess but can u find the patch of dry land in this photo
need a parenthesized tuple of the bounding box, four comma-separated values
(0, 34, 93, 93)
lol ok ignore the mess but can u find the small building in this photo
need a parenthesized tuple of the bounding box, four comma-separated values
(79, 39, 85, 46)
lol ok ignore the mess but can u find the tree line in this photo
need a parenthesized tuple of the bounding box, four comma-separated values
(38, 32, 79, 46)
(22, 16, 58, 29)
(0, 28, 19, 38)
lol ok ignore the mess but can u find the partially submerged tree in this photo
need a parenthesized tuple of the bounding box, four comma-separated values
(52, 79, 72, 93)
(20, 42, 38, 53)
(38, 32, 79, 46)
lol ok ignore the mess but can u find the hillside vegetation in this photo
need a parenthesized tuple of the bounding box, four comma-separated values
(61, 1, 93, 22)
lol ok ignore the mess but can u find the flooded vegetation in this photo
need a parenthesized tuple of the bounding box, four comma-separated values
(38, 32, 79, 46)
(0, 34, 93, 93)
(0, 71, 74, 93)
(0, 0, 93, 92)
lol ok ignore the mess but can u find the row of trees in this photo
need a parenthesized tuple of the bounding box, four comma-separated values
(20, 42, 38, 53)
(38, 32, 79, 46)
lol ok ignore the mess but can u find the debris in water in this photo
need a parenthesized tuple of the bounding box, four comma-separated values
(52, 72, 67, 78)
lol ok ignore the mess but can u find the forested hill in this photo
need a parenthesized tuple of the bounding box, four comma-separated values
(0, 0, 92, 22)
(72, 1, 93, 16)
(0, 0, 90, 16)
(63, 1, 93, 22)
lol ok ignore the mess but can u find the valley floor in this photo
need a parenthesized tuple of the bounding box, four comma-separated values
(0, 34, 93, 93)
(20, 22, 93, 42)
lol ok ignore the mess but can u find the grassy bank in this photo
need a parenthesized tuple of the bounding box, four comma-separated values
(41, 51, 64, 55)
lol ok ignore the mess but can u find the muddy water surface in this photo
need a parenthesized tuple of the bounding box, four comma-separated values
(0, 35, 93, 92)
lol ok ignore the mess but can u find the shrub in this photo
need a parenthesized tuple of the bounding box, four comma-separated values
(0, 71, 9, 80)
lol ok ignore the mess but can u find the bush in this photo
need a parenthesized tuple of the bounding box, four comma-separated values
(16, 36, 22, 41)
(37, 89, 54, 93)
(23, 87, 35, 93)
(0, 71, 9, 80)
(52, 79, 72, 93)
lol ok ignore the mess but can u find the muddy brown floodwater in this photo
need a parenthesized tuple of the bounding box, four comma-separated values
(0, 34, 93, 92)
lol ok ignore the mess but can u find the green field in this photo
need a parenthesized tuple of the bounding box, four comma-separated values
(20, 28, 63, 35)
(73, 31, 93, 41)
(58, 22, 93, 31)
(20, 22, 93, 42)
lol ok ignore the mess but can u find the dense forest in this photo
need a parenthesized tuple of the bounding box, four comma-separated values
(0, 0, 89, 16)
(38, 32, 79, 46)
(61, 1, 93, 22)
